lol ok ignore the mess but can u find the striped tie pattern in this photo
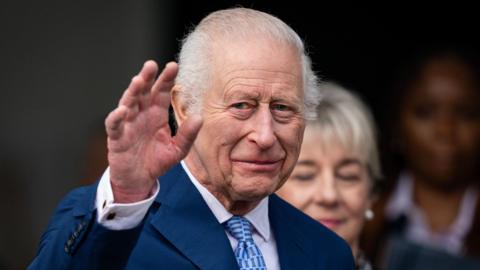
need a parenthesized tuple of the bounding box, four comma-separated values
(224, 216, 267, 270)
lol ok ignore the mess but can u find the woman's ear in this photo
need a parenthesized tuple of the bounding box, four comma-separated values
(171, 84, 187, 126)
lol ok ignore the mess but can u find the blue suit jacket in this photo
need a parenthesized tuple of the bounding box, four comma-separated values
(29, 164, 354, 269)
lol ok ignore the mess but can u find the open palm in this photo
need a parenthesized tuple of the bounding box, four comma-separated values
(105, 61, 202, 203)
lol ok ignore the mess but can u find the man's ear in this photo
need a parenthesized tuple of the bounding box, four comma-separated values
(171, 84, 188, 127)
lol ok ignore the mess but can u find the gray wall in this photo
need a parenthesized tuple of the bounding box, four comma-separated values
(0, 1, 175, 269)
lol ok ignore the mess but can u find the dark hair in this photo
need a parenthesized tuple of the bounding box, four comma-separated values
(392, 44, 478, 115)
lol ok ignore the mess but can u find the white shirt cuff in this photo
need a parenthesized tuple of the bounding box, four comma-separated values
(95, 167, 159, 230)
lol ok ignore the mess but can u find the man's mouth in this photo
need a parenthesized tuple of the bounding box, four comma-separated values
(232, 159, 282, 172)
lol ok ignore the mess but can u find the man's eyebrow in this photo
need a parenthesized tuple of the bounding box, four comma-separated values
(224, 89, 261, 100)
(272, 93, 302, 103)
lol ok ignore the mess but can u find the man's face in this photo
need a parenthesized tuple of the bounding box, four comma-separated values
(185, 38, 305, 206)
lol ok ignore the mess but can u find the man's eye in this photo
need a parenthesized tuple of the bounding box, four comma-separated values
(232, 102, 251, 109)
(271, 104, 291, 111)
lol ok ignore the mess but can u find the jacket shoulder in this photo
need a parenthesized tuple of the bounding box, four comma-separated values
(48, 183, 97, 226)
(29, 183, 97, 270)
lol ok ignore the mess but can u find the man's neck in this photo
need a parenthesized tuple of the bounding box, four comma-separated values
(182, 158, 262, 215)
(209, 187, 261, 215)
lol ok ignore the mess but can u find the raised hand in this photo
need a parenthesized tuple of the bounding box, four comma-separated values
(105, 61, 202, 203)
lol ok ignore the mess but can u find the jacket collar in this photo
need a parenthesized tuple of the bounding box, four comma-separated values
(150, 164, 238, 269)
(269, 194, 311, 269)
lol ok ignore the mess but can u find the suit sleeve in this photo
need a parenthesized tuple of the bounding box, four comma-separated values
(28, 185, 146, 270)
(95, 167, 159, 230)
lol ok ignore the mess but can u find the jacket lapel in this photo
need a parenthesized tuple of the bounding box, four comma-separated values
(149, 164, 238, 269)
(269, 194, 312, 270)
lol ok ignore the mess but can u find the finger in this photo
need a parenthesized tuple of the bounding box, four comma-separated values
(118, 76, 146, 108)
(150, 62, 179, 109)
(173, 114, 203, 158)
(138, 61, 158, 110)
(105, 106, 128, 140)
(119, 61, 158, 108)
(151, 62, 178, 95)
(156, 62, 179, 86)
(138, 60, 158, 99)
(139, 60, 158, 83)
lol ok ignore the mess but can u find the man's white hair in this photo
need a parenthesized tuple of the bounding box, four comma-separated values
(310, 82, 382, 189)
(175, 7, 320, 119)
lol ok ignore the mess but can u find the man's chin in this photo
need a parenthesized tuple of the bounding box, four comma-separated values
(230, 183, 276, 202)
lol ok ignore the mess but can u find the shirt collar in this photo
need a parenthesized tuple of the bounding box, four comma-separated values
(385, 171, 479, 244)
(385, 171, 414, 220)
(180, 160, 271, 241)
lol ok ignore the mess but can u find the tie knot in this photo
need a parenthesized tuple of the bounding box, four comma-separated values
(224, 216, 254, 242)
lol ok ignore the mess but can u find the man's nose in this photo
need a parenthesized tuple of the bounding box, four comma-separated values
(248, 106, 277, 149)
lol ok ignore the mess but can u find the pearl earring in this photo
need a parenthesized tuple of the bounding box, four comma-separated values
(365, 209, 374, 220)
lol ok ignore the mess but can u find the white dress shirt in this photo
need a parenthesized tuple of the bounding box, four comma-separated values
(95, 161, 280, 269)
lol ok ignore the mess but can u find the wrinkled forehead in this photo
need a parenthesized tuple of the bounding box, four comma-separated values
(224, 36, 300, 62)
(211, 37, 304, 96)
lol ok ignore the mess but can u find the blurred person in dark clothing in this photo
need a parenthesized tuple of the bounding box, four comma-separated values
(361, 46, 480, 269)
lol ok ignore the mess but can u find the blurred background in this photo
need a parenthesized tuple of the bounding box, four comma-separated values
(0, 1, 478, 269)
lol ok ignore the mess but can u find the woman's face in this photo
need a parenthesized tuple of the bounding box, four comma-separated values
(398, 58, 480, 188)
(277, 127, 372, 248)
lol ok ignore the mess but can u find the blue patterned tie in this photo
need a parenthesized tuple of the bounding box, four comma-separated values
(224, 216, 267, 270)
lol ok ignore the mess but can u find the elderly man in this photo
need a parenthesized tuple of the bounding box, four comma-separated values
(29, 8, 354, 270)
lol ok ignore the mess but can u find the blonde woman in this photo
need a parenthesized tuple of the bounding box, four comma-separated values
(277, 82, 381, 269)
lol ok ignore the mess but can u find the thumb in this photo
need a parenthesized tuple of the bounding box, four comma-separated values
(173, 114, 203, 158)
